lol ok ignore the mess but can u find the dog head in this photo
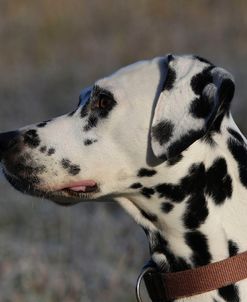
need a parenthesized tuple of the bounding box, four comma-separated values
(0, 55, 235, 205)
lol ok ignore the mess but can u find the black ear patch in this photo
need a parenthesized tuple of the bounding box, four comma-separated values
(218, 78, 235, 113)
(194, 55, 213, 65)
(152, 120, 174, 146)
(189, 96, 214, 119)
(190, 66, 213, 95)
(162, 66, 176, 91)
(167, 154, 183, 166)
(167, 129, 204, 159)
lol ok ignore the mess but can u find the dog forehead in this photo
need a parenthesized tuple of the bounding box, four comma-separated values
(95, 57, 166, 100)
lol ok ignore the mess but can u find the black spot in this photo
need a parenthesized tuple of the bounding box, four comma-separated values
(161, 202, 174, 213)
(140, 209, 157, 222)
(190, 96, 214, 119)
(167, 154, 183, 166)
(130, 183, 142, 189)
(5, 172, 42, 193)
(218, 79, 235, 113)
(40, 146, 47, 153)
(162, 66, 176, 91)
(141, 187, 155, 199)
(194, 55, 213, 65)
(61, 159, 81, 175)
(137, 168, 157, 177)
(152, 120, 174, 145)
(84, 139, 97, 146)
(167, 54, 174, 62)
(167, 129, 204, 158)
(184, 194, 208, 229)
(156, 183, 185, 202)
(205, 157, 232, 205)
(183, 164, 209, 229)
(9, 160, 46, 177)
(47, 148, 55, 156)
(83, 115, 98, 131)
(218, 284, 239, 302)
(227, 128, 244, 143)
(80, 101, 90, 118)
(156, 163, 209, 229)
(185, 231, 211, 266)
(209, 111, 225, 133)
(149, 231, 191, 272)
(228, 138, 247, 188)
(68, 164, 81, 176)
(23, 129, 40, 148)
(228, 240, 239, 257)
(61, 159, 70, 169)
(201, 132, 216, 146)
(190, 66, 213, 96)
(203, 79, 235, 134)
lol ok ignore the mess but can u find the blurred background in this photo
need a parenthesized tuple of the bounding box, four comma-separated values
(0, 1, 246, 301)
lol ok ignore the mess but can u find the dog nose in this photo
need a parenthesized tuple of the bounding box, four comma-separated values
(0, 130, 20, 160)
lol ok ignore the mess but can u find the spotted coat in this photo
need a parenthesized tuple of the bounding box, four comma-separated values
(0, 55, 246, 301)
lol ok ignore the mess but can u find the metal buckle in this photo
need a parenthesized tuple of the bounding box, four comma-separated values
(136, 266, 157, 302)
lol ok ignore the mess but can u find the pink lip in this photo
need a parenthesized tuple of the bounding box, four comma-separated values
(59, 180, 97, 192)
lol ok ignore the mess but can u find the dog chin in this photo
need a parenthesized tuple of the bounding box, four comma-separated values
(2, 170, 85, 206)
(46, 194, 81, 206)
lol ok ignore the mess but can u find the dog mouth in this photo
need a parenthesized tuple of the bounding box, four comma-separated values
(3, 169, 99, 206)
(59, 180, 98, 194)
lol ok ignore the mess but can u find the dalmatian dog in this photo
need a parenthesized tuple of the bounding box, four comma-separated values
(0, 54, 246, 302)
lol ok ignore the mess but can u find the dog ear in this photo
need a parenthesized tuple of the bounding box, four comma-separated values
(151, 55, 235, 159)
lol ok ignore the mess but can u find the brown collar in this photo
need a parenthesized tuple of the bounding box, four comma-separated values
(136, 251, 247, 301)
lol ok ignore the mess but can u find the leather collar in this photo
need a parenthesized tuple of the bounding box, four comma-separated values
(136, 251, 247, 301)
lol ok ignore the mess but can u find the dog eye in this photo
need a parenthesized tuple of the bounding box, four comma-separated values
(92, 94, 114, 110)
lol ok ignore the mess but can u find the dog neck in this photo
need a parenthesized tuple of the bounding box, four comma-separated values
(118, 115, 247, 277)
